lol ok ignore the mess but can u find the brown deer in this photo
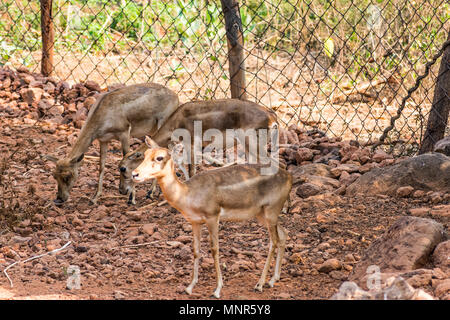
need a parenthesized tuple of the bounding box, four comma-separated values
(45, 83, 179, 204)
(119, 98, 278, 204)
(132, 137, 292, 298)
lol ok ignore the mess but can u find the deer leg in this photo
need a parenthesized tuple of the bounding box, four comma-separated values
(206, 218, 223, 298)
(188, 150, 196, 178)
(269, 224, 286, 287)
(255, 221, 278, 292)
(128, 189, 136, 205)
(146, 179, 160, 200)
(185, 223, 201, 295)
(120, 129, 134, 203)
(119, 126, 131, 156)
(92, 141, 108, 204)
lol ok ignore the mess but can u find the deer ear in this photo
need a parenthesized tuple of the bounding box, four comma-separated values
(130, 151, 142, 160)
(70, 154, 84, 164)
(145, 136, 159, 149)
(170, 142, 185, 161)
(172, 142, 184, 154)
(43, 154, 58, 163)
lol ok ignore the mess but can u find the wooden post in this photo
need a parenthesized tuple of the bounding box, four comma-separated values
(419, 31, 450, 154)
(220, 0, 247, 100)
(40, 0, 54, 76)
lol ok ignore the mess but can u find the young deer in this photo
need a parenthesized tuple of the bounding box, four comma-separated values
(45, 83, 179, 204)
(132, 137, 292, 298)
(119, 98, 278, 204)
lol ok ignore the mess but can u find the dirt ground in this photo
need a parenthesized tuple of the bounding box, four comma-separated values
(0, 115, 448, 300)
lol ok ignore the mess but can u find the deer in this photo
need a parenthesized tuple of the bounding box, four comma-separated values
(45, 83, 179, 205)
(118, 98, 279, 204)
(132, 137, 292, 298)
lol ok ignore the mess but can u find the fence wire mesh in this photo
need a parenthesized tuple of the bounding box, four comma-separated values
(0, 0, 449, 155)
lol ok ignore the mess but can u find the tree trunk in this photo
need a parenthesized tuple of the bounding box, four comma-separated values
(220, 0, 247, 100)
(419, 32, 450, 154)
(40, 0, 54, 77)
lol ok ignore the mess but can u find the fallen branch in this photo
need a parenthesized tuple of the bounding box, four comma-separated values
(331, 74, 394, 103)
(3, 241, 72, 288)
(157, 200, 168, 207)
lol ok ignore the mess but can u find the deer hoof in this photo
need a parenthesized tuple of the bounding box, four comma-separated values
(212, 289, 221, 299)
(254, 283, 264, 292)
(185, 286, 193, 295)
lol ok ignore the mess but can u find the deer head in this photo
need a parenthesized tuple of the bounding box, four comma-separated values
(132, 136, 174, 183)
(45, 154, 84, 204)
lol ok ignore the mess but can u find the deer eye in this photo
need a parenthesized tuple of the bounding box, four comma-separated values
(156, 156, 164, 162)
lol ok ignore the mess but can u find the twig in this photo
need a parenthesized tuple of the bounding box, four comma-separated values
(157, 200, 167, 207)
(331, 75, 392, 103)
(138, 201, 158, 210)
(83, 155, 100, 161)
(2, 241, 72, 288)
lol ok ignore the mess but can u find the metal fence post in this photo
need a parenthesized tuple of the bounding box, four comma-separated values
(419, 31, 450, 154)
(220, 0, 247, 100)
(40, 0, 54, 76)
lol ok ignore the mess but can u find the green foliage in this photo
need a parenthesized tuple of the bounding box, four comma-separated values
(0, 0, 447, 80)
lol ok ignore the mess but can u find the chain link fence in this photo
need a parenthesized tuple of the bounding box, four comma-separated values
(1, 0, 449, 155)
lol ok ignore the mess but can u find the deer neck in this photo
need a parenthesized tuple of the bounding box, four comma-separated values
(68, 125, 96, 160)
(157, 161, 188, 209)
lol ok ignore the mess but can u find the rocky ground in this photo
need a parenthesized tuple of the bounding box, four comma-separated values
(0, 66, 449, 300)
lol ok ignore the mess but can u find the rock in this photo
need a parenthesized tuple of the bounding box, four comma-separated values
(330, 163, 360, 177)
(141, 223, 157, 236)
(294, 148, 314, 163)
(432, 268, 447, 279)
(84, 80, 102, 92)
(429, 192, 443, 204)
(332, 277, 435, 300)
(435, 279, 450, 297)
(434, 136, 450, 156)
(72, 216, 84, 227)
(378, 277, 420, 300)
(83, 96, 97, 109)
(406, 273, 432, 288)
(349, 216, 445, 286)
(127, 211, 142, 221)
(430, 204, 450, 218)
(340, 172, 361, 186)
(329, 270, 348, 280)
(347, 153, 450, 196)
(10, 236, 32, 244)
(331, 281, 373, 300)
(167, 241, 183, 248)
(372, 150, 393, 163)
(409, 207, 430, 217)
(20, 87, 44, 104)
(318, 258, 342, 273)
(412, 190, 426, 198)
(344, 253, 356, 263)
(276, 292, 291, 299)
(131, 262, 144, 273)
(114, 290, 126, 300)
(289, 163, 332, 179)
(396, 186, 414, 197)
(296, 183, 321, 198)
(432, 240, 450, 272)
